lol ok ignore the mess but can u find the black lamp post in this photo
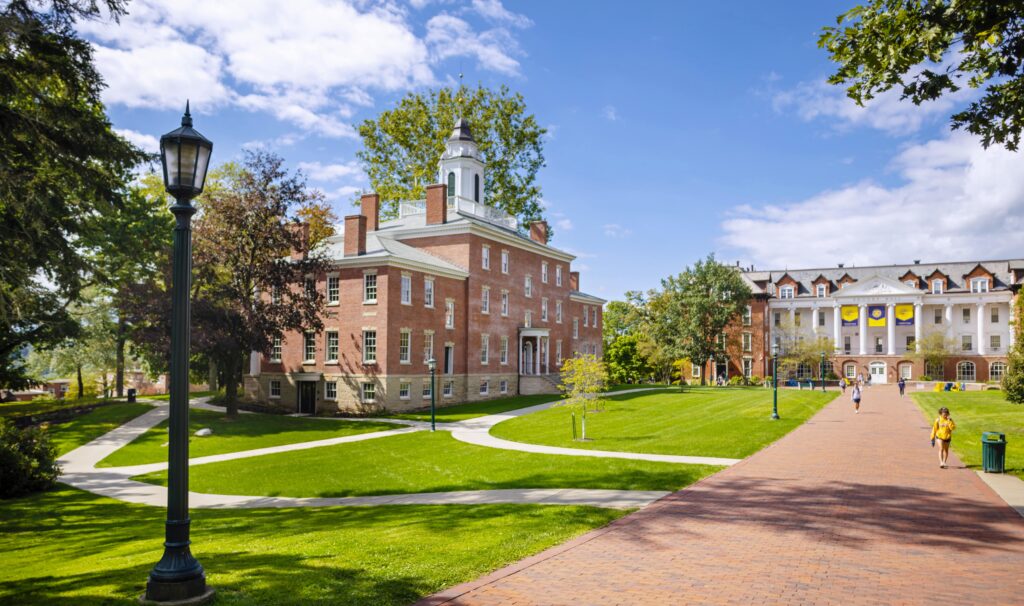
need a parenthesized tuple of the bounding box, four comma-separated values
(770, 343, 780, 420)
(144, 103, 213, 605)
(820, 351, 826, 392)
(427, 358, 437, 431)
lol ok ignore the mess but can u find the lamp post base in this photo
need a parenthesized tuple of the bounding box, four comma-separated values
(770, 412, 780, 420)
(140, 585, 214, 606)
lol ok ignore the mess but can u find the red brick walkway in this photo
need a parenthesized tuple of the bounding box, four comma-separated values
(419, 386, 1024, 606)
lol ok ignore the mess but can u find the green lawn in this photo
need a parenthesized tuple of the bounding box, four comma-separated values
(142, 390, 219, 401)
(136, 430, 718, 497)
(0, 486, 624, 606)
(98, 409, 398, 468)
(0, 396, 127, 419)
(603, 383, 668, 392)
(913, 391, 1024, 480)
(491, 387, 839, 458)
(45, 402, 154, 456)
(385, 394, 563, 422)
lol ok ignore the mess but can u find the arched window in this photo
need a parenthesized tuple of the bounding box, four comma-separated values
(990, 361, 1007, 381)
(447, 171, 455, 201)
(473, 173, 480, 202)
(956, 361, 976, 382)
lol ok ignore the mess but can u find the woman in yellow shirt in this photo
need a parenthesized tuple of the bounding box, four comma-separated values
(930, 407, 956, 469)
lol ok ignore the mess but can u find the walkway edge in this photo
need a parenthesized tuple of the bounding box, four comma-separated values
(975, 470, 1024, 518)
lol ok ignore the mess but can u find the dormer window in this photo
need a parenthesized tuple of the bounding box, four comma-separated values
(931, 279, 944, 294)
(905, 280, 917, 289)
(970, 277, 990, 293)
(779, 285, 795, 299)
(815, 284, 826, 298)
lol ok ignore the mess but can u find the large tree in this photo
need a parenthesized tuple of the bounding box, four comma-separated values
(655, 255, 752, 385)
(127, 152, 329, 417)
(820, 0, 1024, 150)
(357, 84, 547, 228)
(0, 0, 146, 388)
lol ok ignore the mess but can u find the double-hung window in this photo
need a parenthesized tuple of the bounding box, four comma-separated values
(363, 330, 377, 364)
(931, 279, 944, 294)
(480, 334, 489, 364)
(970, 278, 990, 293)
(445, 300, 455, 329)
(573, 318, 579, 339)
(524, 310, 532, 328)
(500, 336, 509, 364)
(326, 331, 339, 363)
(779, 285, 794, 299)
(742, 306, 752, 326)
(400, 275, 412, 305)
(816, 284, 826, 298)
(583, 306, 589, 327)
(555, 266, 562, 286)
(325, 381, 337, 400)
(327, 276, 339, 304)
(541, 298, 548, 322)
(269, 380, 281, 398)
(271, 337, 282, 362)
(742, 332, 752, 352)
(361, 383, 375, 403)
(541, 262, 548, 283)
(303, 332, 316, 363)
(482, 245, 490, 270)
(501, 250, 509, 273)
(399, 330, 411, 364)
(399, 382, 411, 400)
(363, 273, 377, 303)
(423, 331, 434, 363)
(556, 301, 562, 323)
(963, 308, 971, 324)
(525, 275, 532, 298)
(501, 291, 509, 316)
(481, 286, 490, 314)
(424, 278, 434, 308)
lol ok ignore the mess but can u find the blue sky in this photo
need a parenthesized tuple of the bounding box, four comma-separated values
(82, 0, 1024, 301)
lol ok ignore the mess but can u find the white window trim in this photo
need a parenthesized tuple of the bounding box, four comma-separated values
(363, 330, 377, 364)
(361, 383, 376, 404)
(303, 332, 316, 364)
(481, 286, 490, 314)
(324, 381, 338, 401)
(269, 379, 282, 399)
(399, 329, 411, 364)
(541, 262, 548, 284)
(399, 382, 411, 400)
(780, 285, 794, 299)
(325, 331, 339, 364)
(481, 334, 490, 365)
(363, 273, 378, 304)
(816, 284, 826, 298)
(400, 274, 412, 305)
(482, 245, 491, 270)
(931, 279, 944, 294)
(445, 299, 456, 329)
(424, 277, 435, 309)
(501, 250, 509, 274)
(555, 266, 562, 287)
(500, 336, 509, 365)
(327, 274, 340, 305)
(970, 277, 990, 293)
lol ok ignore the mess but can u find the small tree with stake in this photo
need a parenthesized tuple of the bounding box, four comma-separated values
(558, 353, 607, 441)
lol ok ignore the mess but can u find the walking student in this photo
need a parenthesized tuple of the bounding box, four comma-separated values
(930, 407, 956, 468)
(898, 376, 906, 397)
(851, 383, 861, 413)
(840, 377, 847, 394)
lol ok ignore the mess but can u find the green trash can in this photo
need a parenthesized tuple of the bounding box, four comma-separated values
(982, 432, 1007, 473)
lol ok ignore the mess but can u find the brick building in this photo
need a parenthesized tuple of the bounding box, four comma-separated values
(700, 260, 1022, 385)
(245, 119, 604, 413)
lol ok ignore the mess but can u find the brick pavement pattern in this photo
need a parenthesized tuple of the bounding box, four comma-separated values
(419, 386, 1024, 605)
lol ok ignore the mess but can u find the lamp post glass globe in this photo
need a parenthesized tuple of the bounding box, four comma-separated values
(160, 101, 213, 200)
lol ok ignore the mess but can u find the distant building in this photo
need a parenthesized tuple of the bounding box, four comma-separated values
(245, 119, 604, 413)
(703, 260, 1021, 384)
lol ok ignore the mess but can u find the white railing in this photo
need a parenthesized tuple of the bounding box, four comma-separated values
(397, 195, 518, 230)
(398, 199, 426, 218)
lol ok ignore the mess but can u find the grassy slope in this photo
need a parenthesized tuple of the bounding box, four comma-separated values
(137, 430, 718, 497)
(98, 409, 398, 468)
(491, 387, 839, 458)
(0, 486, 624, 606)
(913, 391, 1024, 480)
(386, 394, 561, 422)
(142, 390, 218, 401)
(0, 396, 127, 419)
(44, 402, 154, 456)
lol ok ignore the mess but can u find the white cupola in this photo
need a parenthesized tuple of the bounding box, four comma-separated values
(438, 117, 485, 203)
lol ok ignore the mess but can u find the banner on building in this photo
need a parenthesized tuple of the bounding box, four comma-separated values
(867, 305, 886, 327)
(841, 305, 859, 326)
(895, 304, 914, 326)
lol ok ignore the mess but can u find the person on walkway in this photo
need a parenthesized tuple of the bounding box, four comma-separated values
(840, 377, 847, 394)
(851, 383, 861, 413)
(930, 407, 956, 468)
(897, 377, 906, 397)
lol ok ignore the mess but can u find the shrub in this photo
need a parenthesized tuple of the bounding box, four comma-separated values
(0, 419, 60, 498)
(749, 375, 762, 385)
(728, 376, 744, 386)
(1003, 346, 1024, 404)
(920, 375, 933, 382)
(825, 371, 838, 380)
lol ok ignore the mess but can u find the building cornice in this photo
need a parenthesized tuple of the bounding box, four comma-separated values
(392, 220, 577, 263)
(328, 255, 469, 281)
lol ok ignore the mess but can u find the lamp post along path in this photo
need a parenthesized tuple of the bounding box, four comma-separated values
(428, 358, 437, 432)
(144, 103, 214, 605)
(771, 343, 780, 420)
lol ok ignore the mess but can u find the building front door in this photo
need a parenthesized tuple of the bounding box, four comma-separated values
(443, 345, 454, 375)
(715, 360, 728, 382)
(298, 381, 316, 414)
(869, 361, 887, 384)
(522, 342, 534, 375)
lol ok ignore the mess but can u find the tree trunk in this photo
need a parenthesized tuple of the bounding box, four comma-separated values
(115, 317, 126, 398)
(224, 354, 239, 419)
(207, 358, 218, 392)
(76, 365, 84, 399)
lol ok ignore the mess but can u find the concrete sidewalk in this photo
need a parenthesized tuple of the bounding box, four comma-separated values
(419, 385, 1024, 605)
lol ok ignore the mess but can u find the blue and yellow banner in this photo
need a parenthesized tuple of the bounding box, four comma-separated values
(895, 304, 914, 326)
(841, 305, 859, 327)
(867, 305, 886, 327)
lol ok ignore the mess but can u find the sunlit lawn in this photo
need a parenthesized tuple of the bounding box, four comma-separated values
(913, 391, 1024, 480)
(98, 409, 398, 467)
(45, 402, 154, 456)
(0, 396, 127, 419)
(490, 387, 839, 458)
(385, 394, 561, 422)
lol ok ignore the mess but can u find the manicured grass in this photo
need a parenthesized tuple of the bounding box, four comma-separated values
(913, 391, 1024, 480)
(137, 430, 718, 497)
(98, 409, 398, 468)
(491, 387, 839, 458)
(44, 402, 154, 456)
(0, 486, 625, 605)
(0, 396, 126, 419)
(604, 383, 668, 392)
(143, 390, 219, 401)
(385, 394, 561, 422)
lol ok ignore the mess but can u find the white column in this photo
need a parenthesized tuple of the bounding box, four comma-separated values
(544, 337, 550, 374)
(789, 306, 796, 328)
(833, 305, 842, 352)
(534, 338, 540, 375)
(519, 334, 524, 374)
(914, 302, 922, 347)
(858, 304, 868, 355)
(977, 303, 986, 355)
(812, 305, 820, 336)
(249, 350, 261, 376)
(886, 303, 896, 355)
(1010, 302, 1017, 349)
(944, 303, 953, 338)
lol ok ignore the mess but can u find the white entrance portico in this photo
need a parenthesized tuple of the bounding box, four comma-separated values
(519, 327, 550, 376)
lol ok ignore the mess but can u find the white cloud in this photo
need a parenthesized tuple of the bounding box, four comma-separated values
(80, 0, 529, 136)
(720, 131, 1024, 268)
(555, 218, 573, 231)
(602, 105, 618, 121)
(603, 223, 632, 238)
(114, 128, 160, 153)
(297, 161, 362, 181)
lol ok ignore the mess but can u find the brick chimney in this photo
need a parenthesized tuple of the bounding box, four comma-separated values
(426, 183, 447, 225)
(529, 221, 548, 245)
(360, 193, 380, 232)
(570, 271, 580, 291)
(344, 214, 366, 257)
(289, 221, 310, 260)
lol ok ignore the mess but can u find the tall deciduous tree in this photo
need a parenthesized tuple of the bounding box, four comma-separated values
(0, 0, 146, 388)
(655, 255, 752, 385)
(357, 84, 547, 228)
(820, 0, 1024, 150)
(907, 331, 957, 379)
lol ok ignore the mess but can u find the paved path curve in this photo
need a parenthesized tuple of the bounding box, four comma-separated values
(418, 385, 1024, 605)
(57, 388, 720, 510)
